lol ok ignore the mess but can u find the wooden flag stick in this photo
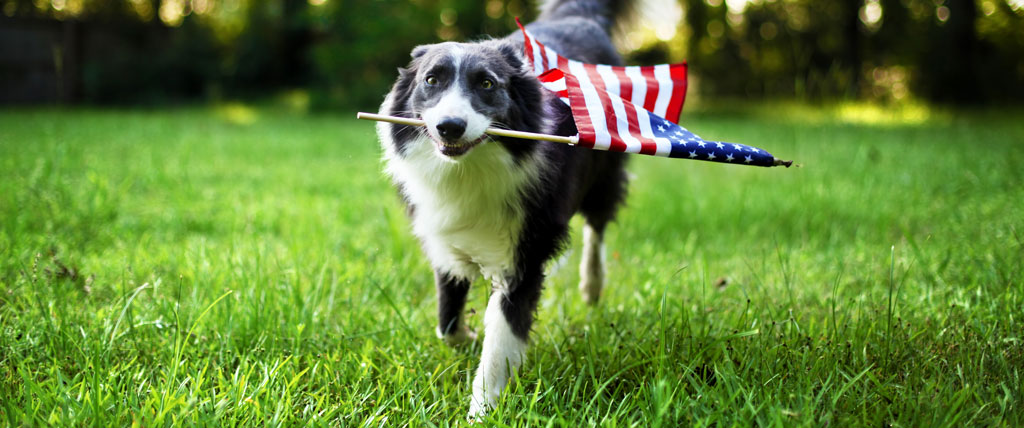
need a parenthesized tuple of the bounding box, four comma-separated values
(356, 112, 579, 145)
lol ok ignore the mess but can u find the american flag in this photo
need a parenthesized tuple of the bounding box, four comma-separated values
(518, 19, 788, 167)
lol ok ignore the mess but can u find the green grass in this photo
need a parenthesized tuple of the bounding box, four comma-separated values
(1, 103, 1021, 426)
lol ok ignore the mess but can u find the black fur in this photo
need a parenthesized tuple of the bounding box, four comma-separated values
(436, 271, 472, 336)
(502, 101, 627, 339)
(381, 0, 630, 347)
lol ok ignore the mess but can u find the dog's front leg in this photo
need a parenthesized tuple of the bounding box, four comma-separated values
(435, 270, 476, 346)
(468, 269, 543, 419)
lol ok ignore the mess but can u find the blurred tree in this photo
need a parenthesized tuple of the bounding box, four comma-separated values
(918, 0, 982, 103)
(305, 0, 535, 109)
(1, 0, 1021, 106)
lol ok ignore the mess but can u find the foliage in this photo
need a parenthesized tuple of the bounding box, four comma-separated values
(1, 105, 1022, 425)
(3, 0, 1023, 106)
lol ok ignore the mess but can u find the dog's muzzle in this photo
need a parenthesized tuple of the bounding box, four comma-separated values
(433, 117, 485, 157)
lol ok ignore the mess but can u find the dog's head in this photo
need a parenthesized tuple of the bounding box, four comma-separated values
(384, 40, 545, 161)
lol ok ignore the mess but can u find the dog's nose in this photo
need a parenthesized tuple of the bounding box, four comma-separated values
(436, 118, 467, 142)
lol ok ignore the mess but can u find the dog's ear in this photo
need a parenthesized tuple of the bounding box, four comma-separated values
(399, 44, 432, 77)
(411, 44, 431, 59)
(498, 43, 526, 73)
(495, 42, 547, 135)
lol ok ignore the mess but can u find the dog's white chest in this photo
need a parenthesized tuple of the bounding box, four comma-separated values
(384, 139, 537, 280)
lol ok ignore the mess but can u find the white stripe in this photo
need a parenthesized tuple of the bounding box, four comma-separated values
(531, 38, 545, 75)
(568, 61, 612, 150)
(653, 65, 673, 117)
(625, 67, 661, 153)
(635, 107, 673, 156)
(596, 65, 641, 153)
(595, 65, 620, 98)
(546, 46, 560, 71)
(624, 67, 648, 111)
(540, 75, 571, 106)
(541, 79, 566, 92)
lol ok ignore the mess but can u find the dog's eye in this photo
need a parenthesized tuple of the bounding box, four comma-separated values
(425, 75, 438, 86)
(481, 79, 493, 89)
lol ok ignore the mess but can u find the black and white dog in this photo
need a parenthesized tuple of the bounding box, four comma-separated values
(376, 0, 629, 417)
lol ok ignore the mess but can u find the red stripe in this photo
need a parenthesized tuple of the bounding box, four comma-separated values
(609, 67, 656, 154)
(610, 66, 634, 107)
(561, 72, 596, 148)
(639, 66, 660, 113)
(538, 70, 563, 82)
(538, 42, 550, 71)
(581, 63, 626, 152)
(624, 96, 659, 155)
(557, 55, 569, 72)
(517, 18, 535, 70)
(664, 63, 687, 124)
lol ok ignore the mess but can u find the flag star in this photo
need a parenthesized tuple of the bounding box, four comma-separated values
(733, 144, 744, 151)
(676, 138, 687, 145)
(674, 130, 683, 136)
(706, 152, 717, 160)
(750, 147, 759, 153)
(726, 153, 734, 162)
(744, 155, 753, 163)
(663, 119, 671, 126)
(657, 125, 666, 132)
(688, 150, 698, 158)
(715, 142, 725, 149)
(697, 141, 706, 148)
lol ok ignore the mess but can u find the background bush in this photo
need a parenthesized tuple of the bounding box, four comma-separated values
(1, 0, 1022, 107)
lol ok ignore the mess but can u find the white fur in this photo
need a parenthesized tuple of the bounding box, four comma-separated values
(421, 90, 491, 146)
(385, 137, 533, 281)
(469, 289, 528, 418)
(436, 324, 477, 346)
(379, 94, 546, 282)
(579, 223, 605, 304)
(377, 60, 547, 420)
(418, 48, 491, 147)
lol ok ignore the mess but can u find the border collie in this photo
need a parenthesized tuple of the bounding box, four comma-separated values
(376, 0, 629, 417)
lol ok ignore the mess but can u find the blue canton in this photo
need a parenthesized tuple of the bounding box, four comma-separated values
(653, 117, 777, 166)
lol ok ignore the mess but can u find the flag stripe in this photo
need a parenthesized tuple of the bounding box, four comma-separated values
(566, 63, 610, 149)
(623, 66, 648, 115)
(597, 65, 646, 153)
(546, 47, 560, 74)
(514, 19, 783, 167)
(605, 66, 656, 154)
(523, 27, 536, 72)
(639, 66, 659, 113)
(610, 66, 634, 111)
(538, 42, 550, 73)
(579, 62, 623, 151)
(637, 107, 675, 156)
(653, 65, 673, 119)
(533, 39, 545, 75)
(665, 64, 687, 123)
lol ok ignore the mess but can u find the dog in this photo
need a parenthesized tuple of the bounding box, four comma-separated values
(376, 0, 630, 417)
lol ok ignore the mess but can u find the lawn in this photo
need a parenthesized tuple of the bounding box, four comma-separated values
(1, 103, 1021, 426)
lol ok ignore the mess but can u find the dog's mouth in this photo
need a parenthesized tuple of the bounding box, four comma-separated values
(431, 135, 488, 158)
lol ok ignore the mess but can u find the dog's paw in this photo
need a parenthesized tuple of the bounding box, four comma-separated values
(579, 276, 603, 305)
(579, 254, 604, 305)
(436, 325, 477, 347)
(466, 397, 491, 422)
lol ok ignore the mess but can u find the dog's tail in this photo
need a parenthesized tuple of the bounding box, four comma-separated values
(536, 0, 633, 31)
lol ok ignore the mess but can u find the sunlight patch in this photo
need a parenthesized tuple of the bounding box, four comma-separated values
(216, 102, 259, 125)
(833, 102, 935, 126)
